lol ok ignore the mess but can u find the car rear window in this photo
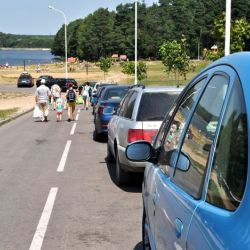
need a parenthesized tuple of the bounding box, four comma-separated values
(103, 88, 129, 100)
(20, 75, 31, 79)
(137, 92, 179, 121)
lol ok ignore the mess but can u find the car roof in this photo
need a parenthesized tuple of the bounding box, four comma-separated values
(39, 75, 53, 78)
(103, 85, 130, 90)
(19, 73, 32, 77)
(129, 86, 183, 93)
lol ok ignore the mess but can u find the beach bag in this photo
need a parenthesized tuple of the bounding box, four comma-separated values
(67, 89, 76, 102)
(76, 95, 83, 105)
(33, 105, 41, 119)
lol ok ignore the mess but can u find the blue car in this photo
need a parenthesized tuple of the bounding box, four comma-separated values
(91, 83, 117, 114)
(93, 85, 130, 140)
(126, 52, 250, 249)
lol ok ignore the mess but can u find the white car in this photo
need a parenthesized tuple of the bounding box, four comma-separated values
(107, 85, 183, 186)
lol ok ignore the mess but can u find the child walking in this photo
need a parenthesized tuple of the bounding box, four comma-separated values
(55, 94, 64, 122)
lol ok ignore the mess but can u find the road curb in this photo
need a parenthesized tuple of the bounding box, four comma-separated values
(0, 108, 33, 127)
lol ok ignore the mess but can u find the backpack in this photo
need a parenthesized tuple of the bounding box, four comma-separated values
(67, 89, 76, 102)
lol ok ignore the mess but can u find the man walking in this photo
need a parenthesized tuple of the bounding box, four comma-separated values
(35, 79, 51, 122)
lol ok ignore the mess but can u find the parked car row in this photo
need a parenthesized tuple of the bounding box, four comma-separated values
(36, 75, 78, 92)
(17, 73, 78, 92)
(125, 52, 250, 249)
(91, 52, 250, 250)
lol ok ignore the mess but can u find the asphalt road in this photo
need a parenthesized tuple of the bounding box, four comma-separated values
(0, 84, 36, 94)
(0, 106, 143, 250)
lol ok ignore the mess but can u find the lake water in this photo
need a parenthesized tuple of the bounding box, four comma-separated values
(0, 49, 59, 66)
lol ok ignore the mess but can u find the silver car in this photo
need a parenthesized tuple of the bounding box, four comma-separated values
(107, 85, 183, 186)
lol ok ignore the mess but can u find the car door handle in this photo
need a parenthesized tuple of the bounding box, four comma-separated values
(174, 218, 183, 238)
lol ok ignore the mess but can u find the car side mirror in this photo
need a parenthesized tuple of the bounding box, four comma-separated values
(126, 141, 152, 162)
(176, 151, 190, 171)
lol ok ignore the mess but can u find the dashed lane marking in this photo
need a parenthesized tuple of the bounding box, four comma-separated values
(29, 187, 58, 250)
(70, 122, 77, 135)
(57, 140, 71, 172)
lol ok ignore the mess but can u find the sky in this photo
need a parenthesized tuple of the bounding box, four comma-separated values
(1, 0, 157, 35)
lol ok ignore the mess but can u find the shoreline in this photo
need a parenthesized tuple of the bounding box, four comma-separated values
(0, 48, 51, 51)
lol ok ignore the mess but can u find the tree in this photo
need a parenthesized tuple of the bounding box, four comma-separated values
(213, 13, 250, 53)
(51, 25, 65, 57)
(99, 57, 112, 79)
(121, 61, 147, 82)
(159, 37, 190, 80)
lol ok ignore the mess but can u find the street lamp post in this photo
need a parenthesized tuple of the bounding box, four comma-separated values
(225, 0, 231, 56)
(134, 0, 138, 85)
(48, 5, 68, 79)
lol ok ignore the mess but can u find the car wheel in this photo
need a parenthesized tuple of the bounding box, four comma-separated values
(142, 210, 151, 250)
(93, 130, 100, 141)
(106, 143, 115, 163)
(115, 150, 130, 186)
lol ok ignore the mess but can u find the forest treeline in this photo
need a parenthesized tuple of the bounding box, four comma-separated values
(51, 0, 250, 61)
(0, 32, 54, 48)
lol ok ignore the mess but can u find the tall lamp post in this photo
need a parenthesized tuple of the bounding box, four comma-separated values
(134, 0, 138, 85)
(48, 5, 68, 79)
(225, 0, 231, 56)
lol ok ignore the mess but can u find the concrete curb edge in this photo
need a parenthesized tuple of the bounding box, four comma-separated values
(0, 108, 33, 127)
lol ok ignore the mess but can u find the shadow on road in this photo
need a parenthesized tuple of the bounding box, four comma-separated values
(134, 241, 143, 250)
(105, 158, 143, 193)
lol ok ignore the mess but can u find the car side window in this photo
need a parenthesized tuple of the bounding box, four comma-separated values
(123, 91, 138, 119)
(206, 78, 247, 211)
(118, 91, 133, 116)
(154, 105, 176, 149)
(158, 78, 205, 176)
(173, 74, 229, 199)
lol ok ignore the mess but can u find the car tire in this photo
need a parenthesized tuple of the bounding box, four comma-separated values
(106, 143, 115, 163)
(115, 150, 130, 186)
(93, 129, 100, 141)
(142, 209, 151, 250)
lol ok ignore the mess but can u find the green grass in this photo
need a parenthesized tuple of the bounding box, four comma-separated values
(141, 60, 211, 86)
(0, 108, 19, 120)
(115, 60, 211, 86)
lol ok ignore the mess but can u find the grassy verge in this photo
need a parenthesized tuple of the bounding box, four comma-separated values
(0, 108, 19, 120)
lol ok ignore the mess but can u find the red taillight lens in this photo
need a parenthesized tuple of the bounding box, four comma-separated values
(98, 106, 104, 114)
(127, 129, 158, 143)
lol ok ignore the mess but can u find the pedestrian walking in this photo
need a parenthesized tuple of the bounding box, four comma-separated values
(55, 93, 63, 122)
(35, 78, 51, 122)
(65, 82, 77, 121)
(51, 83, 61, 110)
(81, 82, 90, 110)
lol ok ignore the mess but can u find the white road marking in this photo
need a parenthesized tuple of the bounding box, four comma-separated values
(57, 140, 71, 172)
(75, 113, 79, 121)
(29, 187, 58, 250)
(77, 109, 81, 113)
(70, 122, 77, 135)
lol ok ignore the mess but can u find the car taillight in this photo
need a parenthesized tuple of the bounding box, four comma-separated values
(127, 129, 158, 143)
(98, 105, 104, 114)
